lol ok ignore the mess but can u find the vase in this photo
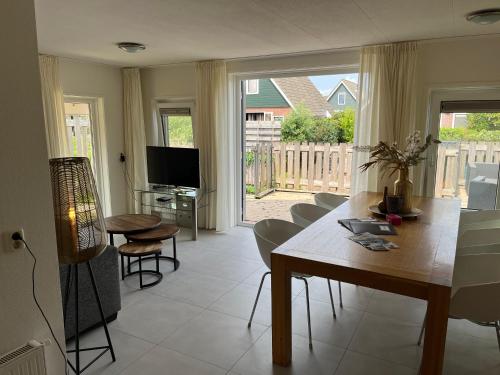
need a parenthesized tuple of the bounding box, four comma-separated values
(394, 168, 413, 214)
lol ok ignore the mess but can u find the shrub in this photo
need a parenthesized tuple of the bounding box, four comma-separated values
(281, 105, 355, 144)
(439, 128, 500, 142)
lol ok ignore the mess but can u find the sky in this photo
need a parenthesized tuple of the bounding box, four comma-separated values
(309, 73, 358, 96)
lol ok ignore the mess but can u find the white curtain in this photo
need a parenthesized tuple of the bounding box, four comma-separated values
(195, 60, 235, 231)
(39, 55, 70, 158)
(122, 68, 148, 213)
(351, 42, 418, 194)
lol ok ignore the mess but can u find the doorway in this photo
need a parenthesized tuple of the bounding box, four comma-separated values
(240, 73, 358, 224)
(426, 93, 500, 209)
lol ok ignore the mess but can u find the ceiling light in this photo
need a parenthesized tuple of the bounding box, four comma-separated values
(117, 42, 146, 53)
(466, 9, 500, 25)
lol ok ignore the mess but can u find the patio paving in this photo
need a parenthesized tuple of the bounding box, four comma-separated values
(244, 190, 316, 223)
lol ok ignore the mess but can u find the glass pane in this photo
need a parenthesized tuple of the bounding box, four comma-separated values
(435, 112, 500, 209)
(64, 102, 94, 167)
(167, 115, 194, 148)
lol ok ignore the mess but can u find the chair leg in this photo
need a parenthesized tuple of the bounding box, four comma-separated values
(338, 281, 343, 308)
(495, 321, 500, 352)
(139, 256, 143, 289)
(248, 272, 270, 328)
(173, 236, 178, 270)
(298, 277, 313, 350)
(327, 279, 337, 319)
(418, 314, 427, 346)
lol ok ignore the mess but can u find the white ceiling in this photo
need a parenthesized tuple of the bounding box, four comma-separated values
(34, 0, 500, 67)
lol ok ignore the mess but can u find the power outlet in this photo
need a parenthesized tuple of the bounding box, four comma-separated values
(2, 229, 25, 251)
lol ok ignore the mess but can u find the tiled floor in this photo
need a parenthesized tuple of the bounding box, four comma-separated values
(71, 226, 500, 374)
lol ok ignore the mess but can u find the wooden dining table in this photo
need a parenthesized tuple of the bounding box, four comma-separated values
(271, 192, 461, 374)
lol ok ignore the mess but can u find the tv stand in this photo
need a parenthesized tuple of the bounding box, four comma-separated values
(136, 185, 198, 240)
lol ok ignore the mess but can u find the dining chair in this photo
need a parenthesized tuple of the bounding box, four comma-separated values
(250, 219, 337, 349)
(418, 252, 500, 350)
(290, 203, 343, 307)
(314, 192, 348, 211)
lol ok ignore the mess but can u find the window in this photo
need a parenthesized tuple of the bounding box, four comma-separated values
(160, 107, 194, 148)
(246, 79, 259, 95)
(246, 112, 264, 121)
(452, 113, 467, 128)
(64, 102, 95, 168)
(264, 112, 273, 121)
(338, 92, 346, 105)
(273, 115, 284, 122)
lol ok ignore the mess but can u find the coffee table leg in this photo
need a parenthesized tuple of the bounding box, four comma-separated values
(420, 285, 450, 374)
(173, 237, 178, 270)
(109, 233, 114, 246)
(272, 253, 292, 366)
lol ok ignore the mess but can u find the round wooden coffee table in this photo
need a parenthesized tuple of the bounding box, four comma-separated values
(104, 214, 161, 246)
(125, 223, 180, 270)
(118, 241, 163, 289)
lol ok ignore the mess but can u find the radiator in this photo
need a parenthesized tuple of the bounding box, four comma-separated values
(0, 341, 47, 375)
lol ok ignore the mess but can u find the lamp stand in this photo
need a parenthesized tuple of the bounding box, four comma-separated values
(63, 261, 116, 374)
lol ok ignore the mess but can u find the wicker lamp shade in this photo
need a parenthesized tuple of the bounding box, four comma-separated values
(49, 157, 106, 265)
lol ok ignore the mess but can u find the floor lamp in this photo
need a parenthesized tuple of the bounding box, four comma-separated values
(50, 157, 115, 374)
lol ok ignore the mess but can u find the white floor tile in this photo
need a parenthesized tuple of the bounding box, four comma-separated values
(335, 351, 417, 375)
(208, 283, 273, 326)
(348, 312, 422, 369)
(161, 310, 267, 370)
(66, 328, 155, 375)
(110, 293, 203, 344)
(292, 297, 364, 348)
(149, 268, 239, 308)
(242, 268, 306, 296)
(232, 329, 345, 375)
(366, 290, 426, 325)
(303, 279, 374, 311)
(119, 345, 227, 375)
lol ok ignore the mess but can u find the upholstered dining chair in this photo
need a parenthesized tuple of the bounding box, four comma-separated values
(418, 252, 500, 350)
(314, 192, 348, 211)
(250, 219, 337, 349)
(290, 203, 343, 307)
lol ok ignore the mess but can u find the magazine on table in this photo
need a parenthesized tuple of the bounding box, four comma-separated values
(338, 218, 397, 235)
(349, 232, 400, 251)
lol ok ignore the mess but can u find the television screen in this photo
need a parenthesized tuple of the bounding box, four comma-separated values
(146, 146, 200, 188)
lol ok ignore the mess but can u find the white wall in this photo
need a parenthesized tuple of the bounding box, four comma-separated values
(59, 59, 127, 215)
(140, 64, 196, 145)
(0, 0, 65, 373)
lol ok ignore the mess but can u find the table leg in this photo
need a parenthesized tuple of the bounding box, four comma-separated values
(109, 233, 114, 246)
(271, 253, 292, 366)
(420, 285, 451, 374)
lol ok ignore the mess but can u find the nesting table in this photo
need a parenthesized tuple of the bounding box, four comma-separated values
(105, 214, 180, 289)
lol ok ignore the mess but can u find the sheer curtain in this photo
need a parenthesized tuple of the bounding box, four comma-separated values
(351, 42, 418, 194)
(122, 68, 148, 213)
(39, 55, 70, 158)
(195, 60, 234, 231)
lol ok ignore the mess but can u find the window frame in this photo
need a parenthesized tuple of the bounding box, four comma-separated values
(338, 92, 346, 105)
(156, 101, 196, 147)
(246, 79, 259, 95)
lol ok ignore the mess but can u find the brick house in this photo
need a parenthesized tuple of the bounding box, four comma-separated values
(245, 76, 333, 121)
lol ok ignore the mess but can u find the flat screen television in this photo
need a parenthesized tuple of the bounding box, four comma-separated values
(146, 146, 200, 189)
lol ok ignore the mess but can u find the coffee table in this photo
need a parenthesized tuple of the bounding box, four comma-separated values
(104, 214, 161, 246)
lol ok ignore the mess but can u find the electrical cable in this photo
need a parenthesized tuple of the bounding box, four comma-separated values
(17, 236, 69, 374)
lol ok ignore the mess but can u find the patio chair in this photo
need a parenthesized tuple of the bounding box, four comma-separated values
(250, 219, 338, 349)
(289, 203, 343, 308)
(314, 192, 348, 211)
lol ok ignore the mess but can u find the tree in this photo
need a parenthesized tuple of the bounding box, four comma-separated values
(280, 104, 314, 142)
(466, 113, 500, 131)
(334, 108, 355, 143)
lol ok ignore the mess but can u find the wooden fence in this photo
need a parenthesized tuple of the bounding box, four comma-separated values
(435, 141, 500, 197)
(246, 142, 353, 196)
(245, 121, 281, 148)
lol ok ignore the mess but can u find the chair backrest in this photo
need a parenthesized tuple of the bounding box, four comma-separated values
(252, 219, 303, 269)
(290, 203, 330, 228)
(451, 253, 500, 322)
(314, 193, 348, 211)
